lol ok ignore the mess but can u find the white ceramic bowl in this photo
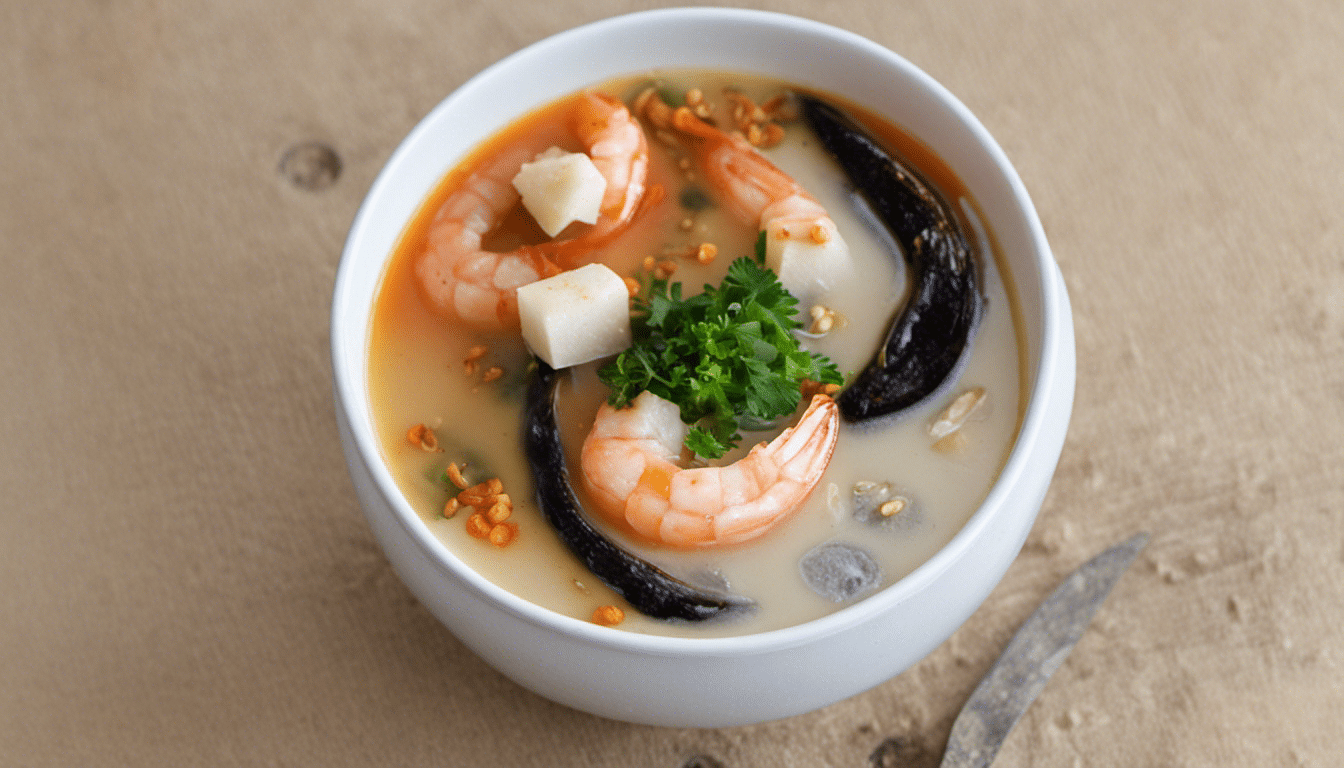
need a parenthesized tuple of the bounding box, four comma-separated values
(332, 7, 1074, 727)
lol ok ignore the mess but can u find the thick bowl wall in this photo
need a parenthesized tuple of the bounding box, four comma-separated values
(331, 8, 1074, 727)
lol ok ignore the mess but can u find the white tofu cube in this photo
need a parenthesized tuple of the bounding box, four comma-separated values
(517, 263, 632, 369)
(511, 147, 608, 238)
(763, 217, 854, 303)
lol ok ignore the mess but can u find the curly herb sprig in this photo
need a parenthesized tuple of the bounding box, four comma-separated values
(598, 254, 843, 460)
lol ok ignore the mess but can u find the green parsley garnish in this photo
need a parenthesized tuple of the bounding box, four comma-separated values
(598, 256, 844, 459)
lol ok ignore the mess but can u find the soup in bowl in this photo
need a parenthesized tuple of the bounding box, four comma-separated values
(332, 8, 1074, 727)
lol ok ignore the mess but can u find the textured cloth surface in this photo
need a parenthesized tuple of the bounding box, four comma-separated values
(3, 1, 1342, 765)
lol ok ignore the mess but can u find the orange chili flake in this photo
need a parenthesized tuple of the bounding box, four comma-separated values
(485, 499, 512, 525)
(653, 259, 678, 280)
(592, 605, 625, 627)
(695, 242, 718, 265)
(488, 522, 518, 548)
(445, 462, 470, 489)
(481, 366, 504, 383)
(443, 497, 461, 518)
(799, 378, 840, 399)
(465, 513, 492, 539)
(759, 122, 785, 148)
(406, 424, 439, 452)
(462, 345, 488, 376)
(457, 491, 490, 508)
(746, 123, 764, 146)
(462, 478, 503, 498)
(725, 90, 756, 130)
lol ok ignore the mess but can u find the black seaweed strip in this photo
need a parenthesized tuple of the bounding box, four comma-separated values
(522, 362, 754, 622)
(798, 95, 983, 423)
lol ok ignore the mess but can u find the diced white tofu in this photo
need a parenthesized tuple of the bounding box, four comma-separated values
(763, 217, 854, 303)
(517, 263, 632, 369)
(511, 147, 608, 238)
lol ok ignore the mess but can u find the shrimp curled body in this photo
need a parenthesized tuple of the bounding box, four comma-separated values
(415, 92, 651, 329)
(640, 91, 846, 261)
(580, 391, 839, 549)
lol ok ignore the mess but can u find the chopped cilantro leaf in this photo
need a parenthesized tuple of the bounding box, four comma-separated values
(598, 256, 844, 459)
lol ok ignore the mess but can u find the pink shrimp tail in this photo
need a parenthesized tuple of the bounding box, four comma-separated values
(667, 105, 811, 227)
(580, 393, 840, 549)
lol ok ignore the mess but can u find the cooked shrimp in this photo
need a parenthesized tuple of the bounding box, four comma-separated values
(638, 89, 843, 253)
(543, 92, 656, 268)
(415, 92, 652, 329)
(580, 390, 839, 549)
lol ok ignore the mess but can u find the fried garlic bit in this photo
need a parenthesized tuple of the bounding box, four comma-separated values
(808, 304, 847, 335)
(878, 498, 908, 517)
(695, 242, 718, 264)
(462, 345, 487, 375)
(634, 86, 674, 131)
(445, 461, 470, 488)
(657, 241, 718, 267)
(636, 83, 791, 149)
(684, 86, 713, 120)
(852, 480, 913, 522)
(800, 378, 841, 399)
(726, 89, 789, 148)
(462, 344, 505, 385)
(591, 605, 625, 627)
(406, 423, 440, 452)
(486, 521, 519, 547)
(443, 462, 519, 548)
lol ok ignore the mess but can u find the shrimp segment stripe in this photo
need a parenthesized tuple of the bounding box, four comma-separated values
(415, 92, 651, 330)
(523, 363, 753, 622)
(580, 390, 840, 549)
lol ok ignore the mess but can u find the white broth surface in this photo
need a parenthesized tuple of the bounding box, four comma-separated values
(367, 72, 1024, 637)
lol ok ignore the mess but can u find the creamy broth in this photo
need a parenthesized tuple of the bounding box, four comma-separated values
(367, 71, 1024, 637)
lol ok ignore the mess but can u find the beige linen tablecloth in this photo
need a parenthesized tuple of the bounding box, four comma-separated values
(4, 1, 1341, 764)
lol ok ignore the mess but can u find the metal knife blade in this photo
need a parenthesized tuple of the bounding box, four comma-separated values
(939, 532, 1149, 768)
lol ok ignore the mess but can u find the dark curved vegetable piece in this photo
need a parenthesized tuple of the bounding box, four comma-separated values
(798, 95, 983, 423)
(523, 361, 754, 622)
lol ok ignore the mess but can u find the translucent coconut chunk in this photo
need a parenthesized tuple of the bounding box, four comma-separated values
(512, 147, 608, 238)
(763, 215, 854, 303)
(517, 263, 631, 368)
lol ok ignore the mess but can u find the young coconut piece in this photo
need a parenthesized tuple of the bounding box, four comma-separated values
(762, 211, 854, 305)
(517, 263, 632, 369)
(797, 95, 983, 423)
(523, 361, 754, 622)
(511, 147, 608, 238)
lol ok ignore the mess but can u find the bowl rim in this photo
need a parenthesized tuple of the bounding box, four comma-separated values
(332, 6, 1064, 656)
